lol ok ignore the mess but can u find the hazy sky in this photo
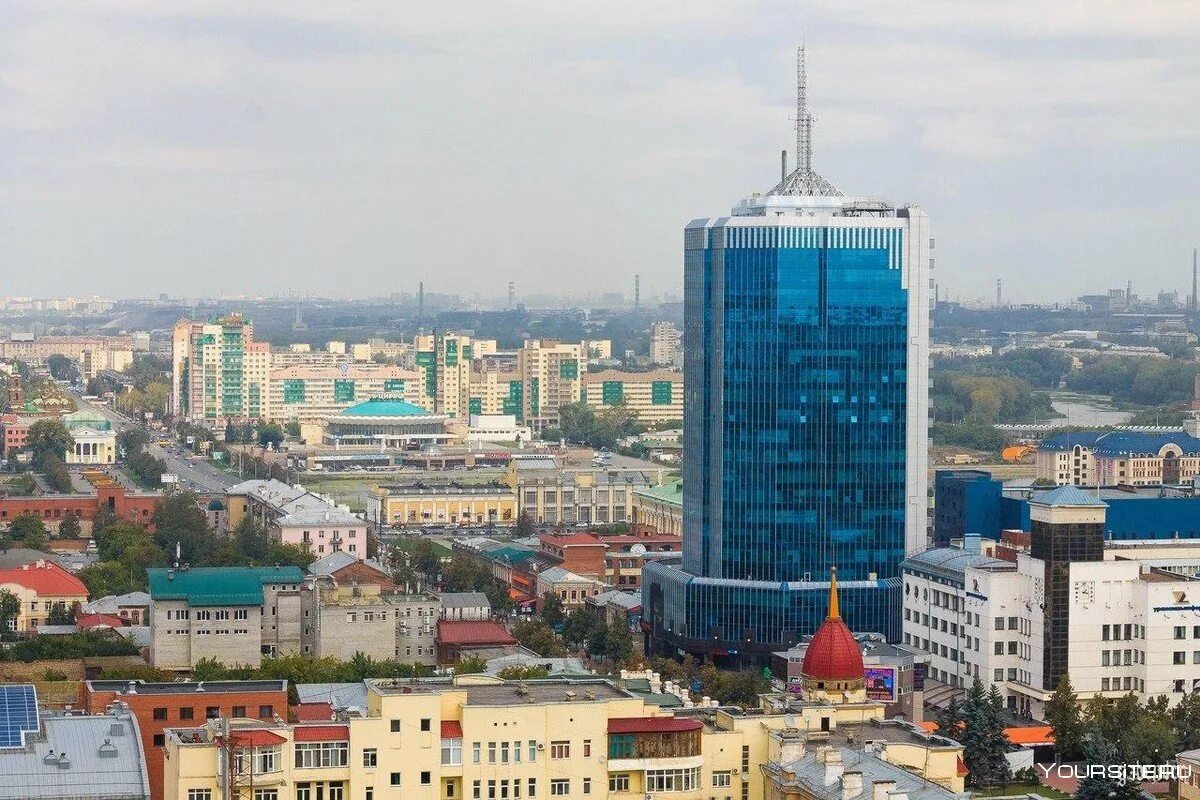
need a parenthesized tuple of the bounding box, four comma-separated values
(3, 2, 1199, 304)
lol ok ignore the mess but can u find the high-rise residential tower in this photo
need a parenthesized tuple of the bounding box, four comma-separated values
(643, 47, 931, 665)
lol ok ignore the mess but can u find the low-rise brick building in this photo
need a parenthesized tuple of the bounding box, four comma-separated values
(82, 679, 288, 800)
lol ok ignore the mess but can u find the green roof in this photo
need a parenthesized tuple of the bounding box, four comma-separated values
(634, 477, 683, 507)
(340, 398, 434, 417)
(147, 566, 304, 606)
(489, 546, 538, 565)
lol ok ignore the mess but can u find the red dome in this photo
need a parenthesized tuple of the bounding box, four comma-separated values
(801, 615, 865, 681)
(800, 566, 865, 682)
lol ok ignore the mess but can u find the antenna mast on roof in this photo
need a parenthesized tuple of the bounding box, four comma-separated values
(768, 45, 841, 197)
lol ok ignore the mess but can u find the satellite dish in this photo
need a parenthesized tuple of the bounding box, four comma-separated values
(630, 544, 647, 556)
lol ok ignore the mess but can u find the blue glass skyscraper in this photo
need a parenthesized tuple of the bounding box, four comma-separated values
(643, 47, 930, 665)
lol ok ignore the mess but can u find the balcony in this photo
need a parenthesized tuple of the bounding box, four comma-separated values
(606, 718, 702, 772)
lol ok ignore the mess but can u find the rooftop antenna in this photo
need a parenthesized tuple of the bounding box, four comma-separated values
(768, 45, 841, 197)
(1191, 248, 1197, 319)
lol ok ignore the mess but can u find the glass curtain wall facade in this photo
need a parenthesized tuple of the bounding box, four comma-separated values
(645, 207, 929, 665)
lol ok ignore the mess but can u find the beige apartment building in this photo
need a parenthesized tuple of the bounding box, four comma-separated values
(582, 369, 683, 425)
(164, 670, 966, 800)
(416, 332, 475, 418)
(506, 456, 661, 526)
(518, 339, 586, 428)
(264, 364, 425, 422)
(147, 566, 305, 670)
(171, 314, 270, 423)
(301, 581, 440, 665)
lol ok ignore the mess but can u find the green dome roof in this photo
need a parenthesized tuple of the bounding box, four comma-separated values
(341, 398, 433, 417)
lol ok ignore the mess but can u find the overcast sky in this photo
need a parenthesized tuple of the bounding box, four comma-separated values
(2, 2, 1199, 304)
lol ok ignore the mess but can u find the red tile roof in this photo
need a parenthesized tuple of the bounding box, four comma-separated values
(227, 729, 287, 747)
(607, 717, 703, 734)
(441, 720, 463, 738)
(0, 560, 87, 597)
(293, 725, 350, 742)
(437, 620, 517, 646)
(292, 702, 334, 722)
(538, 533, 604, 548)
(76, 612, 126, 629)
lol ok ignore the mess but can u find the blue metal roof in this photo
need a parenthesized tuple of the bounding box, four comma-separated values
(1031, 484, 1108, 507)
(340, 398, 434, 417)
(1089, 431, 1200, 457)
(1038, 431, 1106, 451)
(0, 685, 39, 749)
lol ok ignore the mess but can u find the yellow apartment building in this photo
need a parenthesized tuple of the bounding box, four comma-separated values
(582, 370, 682, 426)
(264, 364, 425, 423)
(163, 673, 965, 800)
(372, 481, 518, 527)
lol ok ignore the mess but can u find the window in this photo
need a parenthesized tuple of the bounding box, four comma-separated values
(366, 790, 374, 800)
(582, 778, 591, 794)
(609, 734, 634, 759)
(550, 740, 570, 759)
(153, 708, 167, 721)
(188, 792, 213, 800)
(501, 741, 510, 763)
(1175, 652, 1187, 665)
(442, 737, 462, 765)
(232, 706, 246, 718)
(391, 719, 402, 733)
(363, 748, 378, 767)
(994, 617, 1004, 630)
(474, 781, 482, 800)
(206, 706, 220, 719)
(528, 779, 536, 798)
(421, 772, 432, 786)
(153, 733, 165, 747)
(582, 739, 591, 757)
(610, 774, 630, 792)
(713, 772, 733, 788)
(179, 707, 195, 720)
(1176, 626, 1187, 640)
(258, 705, 273, 719)
(646, 768, 700, 792)
(550, 780, 570, 796)
(421, 718, 432, 732)
(528, 740, 537, 762)
(391, 773, 402, 787)
(295, 741, 349, 769)
(253, 791, 278, 800)
(489, 741, 497, 763)
(296, 785, 312, 800)
(489, 781, 496, 800)
(473, 741, 482, 763)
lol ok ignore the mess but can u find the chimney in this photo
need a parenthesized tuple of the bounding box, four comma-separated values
(822, 749, 844, 786)
(872, 781, 896, 800)
(842, 771, 864, 800)
(888, 790, 910, 800)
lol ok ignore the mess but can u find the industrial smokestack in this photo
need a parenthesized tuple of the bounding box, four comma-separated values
(781, 150, 788, 184)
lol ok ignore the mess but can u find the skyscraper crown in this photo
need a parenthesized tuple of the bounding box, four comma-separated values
(768, 46, 842, 198)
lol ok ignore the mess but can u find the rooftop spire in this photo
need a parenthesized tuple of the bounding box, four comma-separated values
(768, 45, 842, 197)
(827, 565, 840, 620)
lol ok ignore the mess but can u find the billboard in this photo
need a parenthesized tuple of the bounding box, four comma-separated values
(865, 666, 897, 702)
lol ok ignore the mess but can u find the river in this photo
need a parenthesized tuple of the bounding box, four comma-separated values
(1048, 392, 1135, 428)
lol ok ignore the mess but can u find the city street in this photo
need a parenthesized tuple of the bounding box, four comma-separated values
(69, 390, 238, 493)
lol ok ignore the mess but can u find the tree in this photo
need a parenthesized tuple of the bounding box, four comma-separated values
(935, 697, 963, 741)
(26, 419, 74, 470)
(512, 620, 569, 657)
(42, 453, 73, 493)
(515, 513, 535, 539)
(46, 602, 78, 626)
(1045, 674, 1084, 761)
(78, 561, 139, 598)
(151, 491, 213, 565)
(46, 354, 76, 382)
(1172, 691, 1200, 752)
(540, 592, 565, 627)
(232, 516, 271, 562)
(257, 423, 284, 448)
(603, 620, 634, 665)
(959, 678, 1010, 788)
(284, 420, 302, 439)
(1074, 733, 1143, 800)
(562, 608, 604, 648)
(455, 656, 488, 675)
(0, 590, 20, 630)
(117, 428, 150, 456)
(57, 513, 82, 540)
(91, 503, 120, 538)
(8, 513, 48, 550)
